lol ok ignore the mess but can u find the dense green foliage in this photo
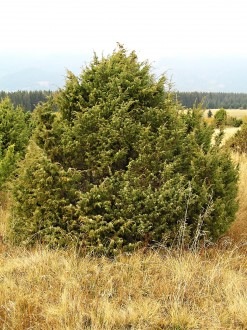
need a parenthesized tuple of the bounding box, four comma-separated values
(10, 47, 238, 253)
(0, 98, 30, 188)
(213, 108, 242, 128)
(0, 91, 52, 112)
(10, 142, 81, 246)
(3, 90, 247, 113)
(214, 108, 227, 127)
(177, 91, 247, 109)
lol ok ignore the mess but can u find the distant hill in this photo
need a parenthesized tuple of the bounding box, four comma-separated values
(157, 56, 247, 93)
(0, 53, 247, 93)
(0, 68, 63, 91)
(0, 53, 88, 92)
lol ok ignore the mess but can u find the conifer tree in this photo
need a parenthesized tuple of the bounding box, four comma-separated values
(10, 46, 238, 253)
(0, 98, 30, 188)
(214, 108, 227, 127)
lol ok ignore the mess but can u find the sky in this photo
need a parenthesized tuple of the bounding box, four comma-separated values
(1, 0, 247, 91)
(1, 0, 247, 59)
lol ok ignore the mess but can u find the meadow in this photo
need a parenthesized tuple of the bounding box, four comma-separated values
(206, 109, 247, 144)
(0, 152, 246, 329)
(206, 109, 247, 119)
(213, 127, 240, 145)
(0, 53, 246, 329)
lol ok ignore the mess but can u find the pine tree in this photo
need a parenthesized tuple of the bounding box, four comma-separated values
(207, 109, 213, 118)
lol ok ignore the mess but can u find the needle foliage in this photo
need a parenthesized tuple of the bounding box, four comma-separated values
(9, 46, 238, 253)
(0, 98, 30, 188)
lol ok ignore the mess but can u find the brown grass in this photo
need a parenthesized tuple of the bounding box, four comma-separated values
(227, 153, 247, 243)
(0, 247, 246, 329)
(0, 154, 246, 329)
(205, 109, 247, 120)
(213, 127, 241, 145)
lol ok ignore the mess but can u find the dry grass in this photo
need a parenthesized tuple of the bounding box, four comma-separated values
(227, 153, 247, 244)
(213, 127, 241, 145)
(0, 246, 246, 329)
(0, 155, 246, 329)
(205, 109, 247, 120)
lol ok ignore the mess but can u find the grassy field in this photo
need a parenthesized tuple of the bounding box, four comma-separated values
(0, 153, 246, 329)
(206, 109, 247, 119)
(0, 245, 246, 329)
(213, 127, 241, 145)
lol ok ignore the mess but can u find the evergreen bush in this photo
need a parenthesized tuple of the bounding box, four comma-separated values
(214, 108, 227, 127)
(9, 46, 238, 253)
(226, 116, 243, 127)
(0, 98, 30, 189)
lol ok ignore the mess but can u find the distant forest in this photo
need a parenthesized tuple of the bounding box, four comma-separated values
(1, 90, 247, 112)
(0, 91, 52, 112)
(177, 92, 247, 109)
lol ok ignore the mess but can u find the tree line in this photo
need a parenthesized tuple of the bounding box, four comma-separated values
(0, 90, 52, 112)
(2, 90, 247, 113)
(177, 92, 247, 109)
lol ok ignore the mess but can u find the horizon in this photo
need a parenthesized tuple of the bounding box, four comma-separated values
(1, 53, 247, 93)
